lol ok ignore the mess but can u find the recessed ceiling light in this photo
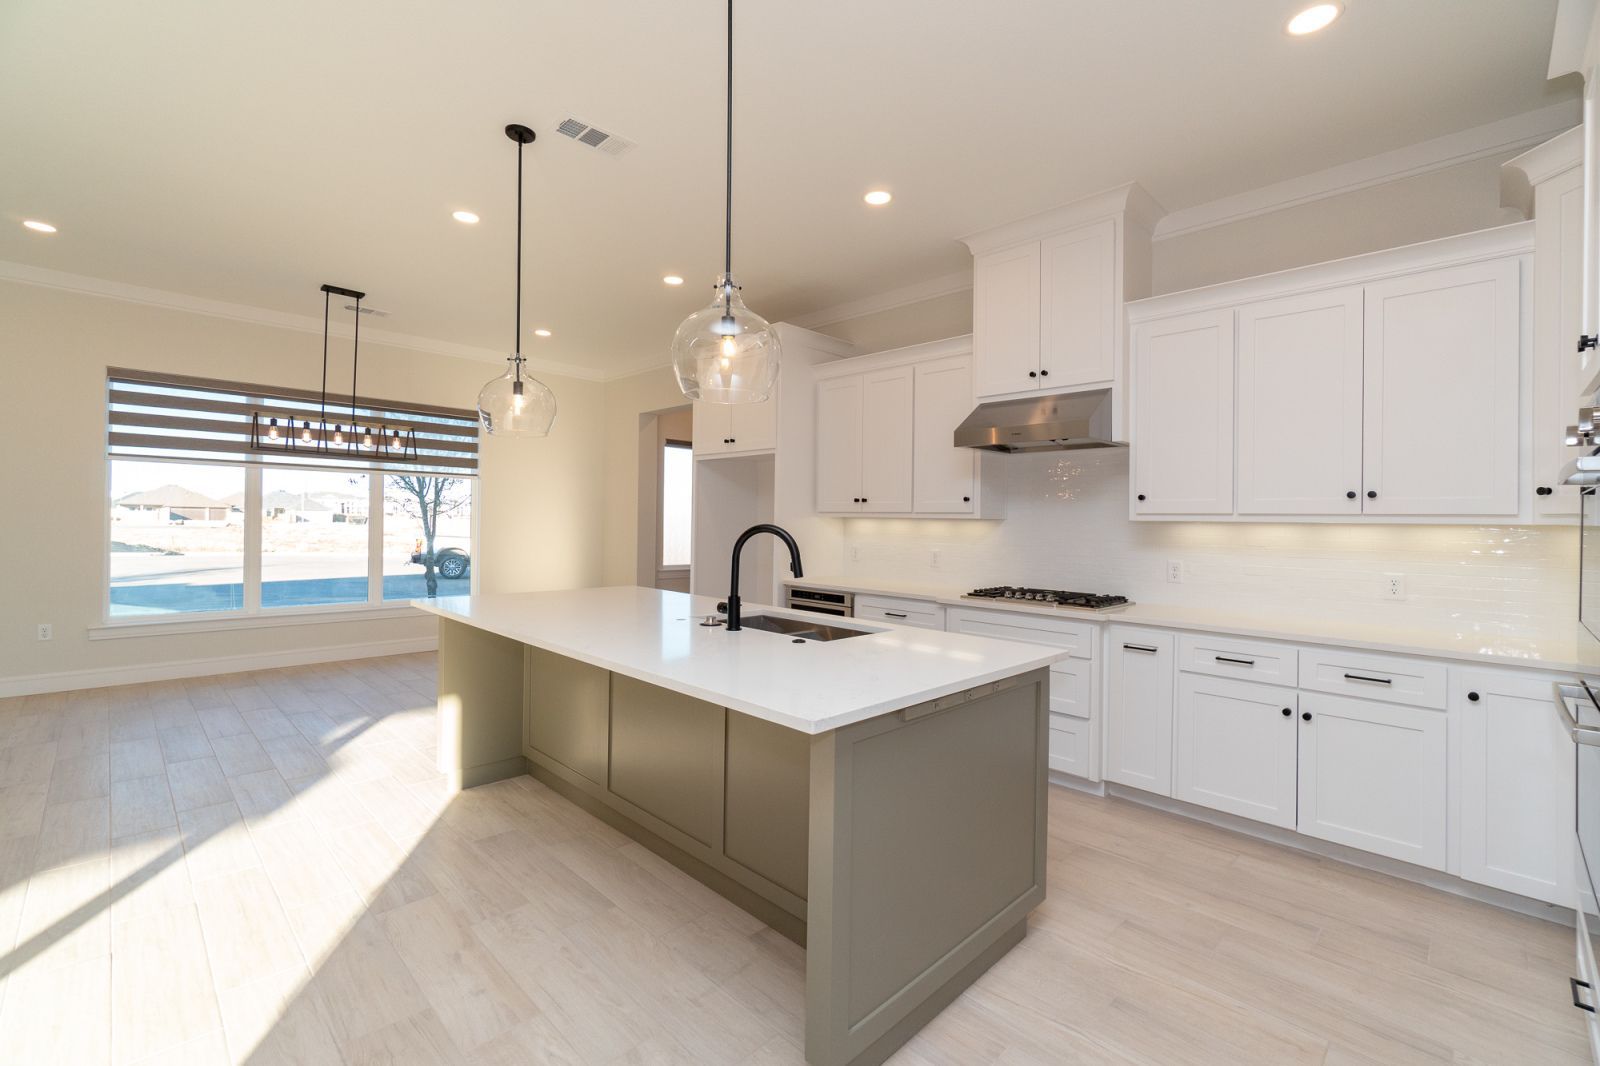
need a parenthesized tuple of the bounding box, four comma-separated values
(863, 190, 892, 206)
(22, 220, 56, 233)
(662, 275, 684, 286)
(1285, 2, 1342, 35)
(451, 210, 480, 224)
(533, 328, 552, 338)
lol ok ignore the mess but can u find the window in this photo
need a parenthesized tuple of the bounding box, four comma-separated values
(105, 369, 479, 622)
(660, 441, 693, 569)
(109, 460, 245, 617)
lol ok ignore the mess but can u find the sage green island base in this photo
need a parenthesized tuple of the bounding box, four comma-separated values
(434, 616, 1049, 1066)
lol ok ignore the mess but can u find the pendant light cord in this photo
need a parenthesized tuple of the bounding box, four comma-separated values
(350, 295, 361, 429)
(319, 290, 329, 432)
(724, 0, 733, 281)
(515, 134, 524, 376)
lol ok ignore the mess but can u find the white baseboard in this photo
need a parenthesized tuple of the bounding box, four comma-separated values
(0, 635, 438, 697)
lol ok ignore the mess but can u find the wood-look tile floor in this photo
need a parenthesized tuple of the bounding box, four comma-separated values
(0, 653, 1589, 1065)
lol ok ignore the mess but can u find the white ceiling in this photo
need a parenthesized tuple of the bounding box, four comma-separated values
(0, 1, 1577, 378)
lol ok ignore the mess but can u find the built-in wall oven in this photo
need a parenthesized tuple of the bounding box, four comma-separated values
(786, 586, 853, 618)
(1557, 679, 1600, 1057)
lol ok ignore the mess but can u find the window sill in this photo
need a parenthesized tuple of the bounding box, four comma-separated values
(89, 603, 432, 640)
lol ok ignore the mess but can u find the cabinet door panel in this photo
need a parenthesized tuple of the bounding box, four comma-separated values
(1174, 674, 1297, 828)
(1456, 671, 1575, 905)
(860, 365, 915, 513)
(974, 244, 1042, 398)
(1362, 260, 1521, 516)
(727, 392, 776, 453)
(1040, 220, 1116, 388)
(1131, 310, 1235, 514)
(1236, 287, 1363, 515)
(1104, 627, 1175, 795)
(1533, 169, 1585, 517)
(815, 376, 864, 512)
(1048, 714, 1091, 778)
(914, 355, 978, 513)
(692, 399, 731, 456)
(1297, 692, 1447, 870)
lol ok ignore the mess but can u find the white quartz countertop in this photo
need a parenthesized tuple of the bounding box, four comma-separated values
(791, 577, 1600, 676)
(412, 587, 1069, 734)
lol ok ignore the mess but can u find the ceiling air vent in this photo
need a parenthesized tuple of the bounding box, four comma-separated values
(556, 116, 635, 157)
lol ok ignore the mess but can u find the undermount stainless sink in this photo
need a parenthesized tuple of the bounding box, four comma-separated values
(738, 614, 872, 642)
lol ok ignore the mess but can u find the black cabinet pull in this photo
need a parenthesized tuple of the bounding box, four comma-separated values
(1137, 494, 1147, 502)
(861, 498, 868, 503)
(1574, 977, 1596, 1013)
(1215, 655, 1255, 666)
(1123, 643, 1158, 654)
(729, 437, 736, 444)
(963, 496, 971, 502)
(1467, 691, 1480, 702)
(1281, 707, 1291, 717)
(1039, 369, 1049, 377)
(1302, 711, 1312, 721)
(1537, 486, 1554, 496)
(1028, 370, 1038, 378)
(1346, 491, 1357, 499)
(1344, 673, 1392, 685)
(884, 611, 908, 619)
(1366, 490, 1377, 499)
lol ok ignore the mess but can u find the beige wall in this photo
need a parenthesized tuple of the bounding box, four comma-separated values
(599, 364, 691, 586)
(814, 289, 974, 353)
(0, 281, 605, 690)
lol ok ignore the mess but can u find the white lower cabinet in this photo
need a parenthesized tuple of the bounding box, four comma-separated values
(1048, 714, 1092, 778)
(1103, 627, 1175, 795)
(1174, 674, 1298, 829)
(1455, 669, 1575, 906)
(1295, 691, 1448, 870)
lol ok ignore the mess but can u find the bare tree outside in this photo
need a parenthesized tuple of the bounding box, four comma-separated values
(386, 475, 471, 597)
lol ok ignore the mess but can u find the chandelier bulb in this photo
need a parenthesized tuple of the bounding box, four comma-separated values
(267, 418, 279, 442)
(301, 422, 313, 443)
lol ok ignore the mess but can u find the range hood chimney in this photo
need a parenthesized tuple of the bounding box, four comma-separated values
(953, 389, 1123, 452)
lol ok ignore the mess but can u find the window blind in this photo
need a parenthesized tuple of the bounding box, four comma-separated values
(107, 367, 479, 475)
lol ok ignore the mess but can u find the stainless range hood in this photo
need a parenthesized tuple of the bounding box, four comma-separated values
(953, 389, 1123, 452)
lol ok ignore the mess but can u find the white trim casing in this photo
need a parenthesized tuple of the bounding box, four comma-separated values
(89, 602, 423, 640)
(0, 633, 438, 698)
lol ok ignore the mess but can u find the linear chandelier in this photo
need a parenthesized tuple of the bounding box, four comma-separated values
(251, 284, 419, 460)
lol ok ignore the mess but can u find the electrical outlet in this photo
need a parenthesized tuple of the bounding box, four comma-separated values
(36, 624, 52, 641)
(850, 545, 860, 564)
(1167, 560, 1183, 583)
(1386, 575, 1406, 600)
(929, 549, 941, 571)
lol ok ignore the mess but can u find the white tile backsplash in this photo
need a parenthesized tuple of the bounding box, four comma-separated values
(841, 449, 1578, 637)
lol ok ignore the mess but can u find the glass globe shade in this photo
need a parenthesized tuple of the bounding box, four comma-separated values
(671, 274, 781, 403)
(478, 355, 557, 436)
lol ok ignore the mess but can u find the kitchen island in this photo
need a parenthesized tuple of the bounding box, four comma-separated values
(413, 587, 1066, 1066)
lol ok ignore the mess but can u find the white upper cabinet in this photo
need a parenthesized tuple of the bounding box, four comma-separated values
(693, 393, 776, 458)
(814, 377, 864, 512)
(1362, 259, 1520, 516)
(913, 355, 979, 514)
(814, 341, 1001, 519)
(1040, 220, 1118, 388)
(1130, 309, 1235, 515)
(858, 366, 915, 513)
(972, 243, 1042, 398)
(963, 185, 1159, 424)
(1236, 287, 1364, 516)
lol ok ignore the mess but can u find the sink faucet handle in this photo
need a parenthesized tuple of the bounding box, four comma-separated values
(715, 601, 728, 614)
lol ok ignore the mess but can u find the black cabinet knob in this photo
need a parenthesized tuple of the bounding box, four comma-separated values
(1039, 369, 1049, 377)
(1136, 494, 1146, 501)
(963, 496, 971, 502)
(1346, 491, 1357, 499)
(861, 498, 868, 503)
(1028, 371, 1038, 379)
(1537, 487, 1553, 496)
(1468, 691, 1480, 702)
(1281, 707, 1291, 717)
(852, 497, 860, 503)
(1301, 711, 1312, 721)
(729, 438, 736, 444)
(1366, 490, 1377, 499)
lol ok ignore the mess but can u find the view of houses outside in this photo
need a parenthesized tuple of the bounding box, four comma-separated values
(108, 460, 473, 616)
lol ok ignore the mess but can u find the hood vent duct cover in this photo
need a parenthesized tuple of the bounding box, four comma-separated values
(953, 389, 1123, 452)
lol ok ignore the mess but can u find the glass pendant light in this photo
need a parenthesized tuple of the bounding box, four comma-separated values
(478, 124, 557, 437)
(670, 0, 781, 404)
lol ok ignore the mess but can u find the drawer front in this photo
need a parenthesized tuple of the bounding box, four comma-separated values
(1297, 647, 1446, 709)
(855, 594, 944, 630)
(1177, 633, 1297, 685)
(1048, 658, 1093, 720)
(944, 607, 1095, 659)
(1048, 713, 1091, 778)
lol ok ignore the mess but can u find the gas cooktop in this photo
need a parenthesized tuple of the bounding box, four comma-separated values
(962, 586, 1131, 612)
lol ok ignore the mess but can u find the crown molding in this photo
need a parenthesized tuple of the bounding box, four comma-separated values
(960, 182, 1166, 256)
(1153, 102, 1581, 241)
(786, 269, 974, 330)
(1500, 125, 1583, 214)
(0, 260, 608, 382)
